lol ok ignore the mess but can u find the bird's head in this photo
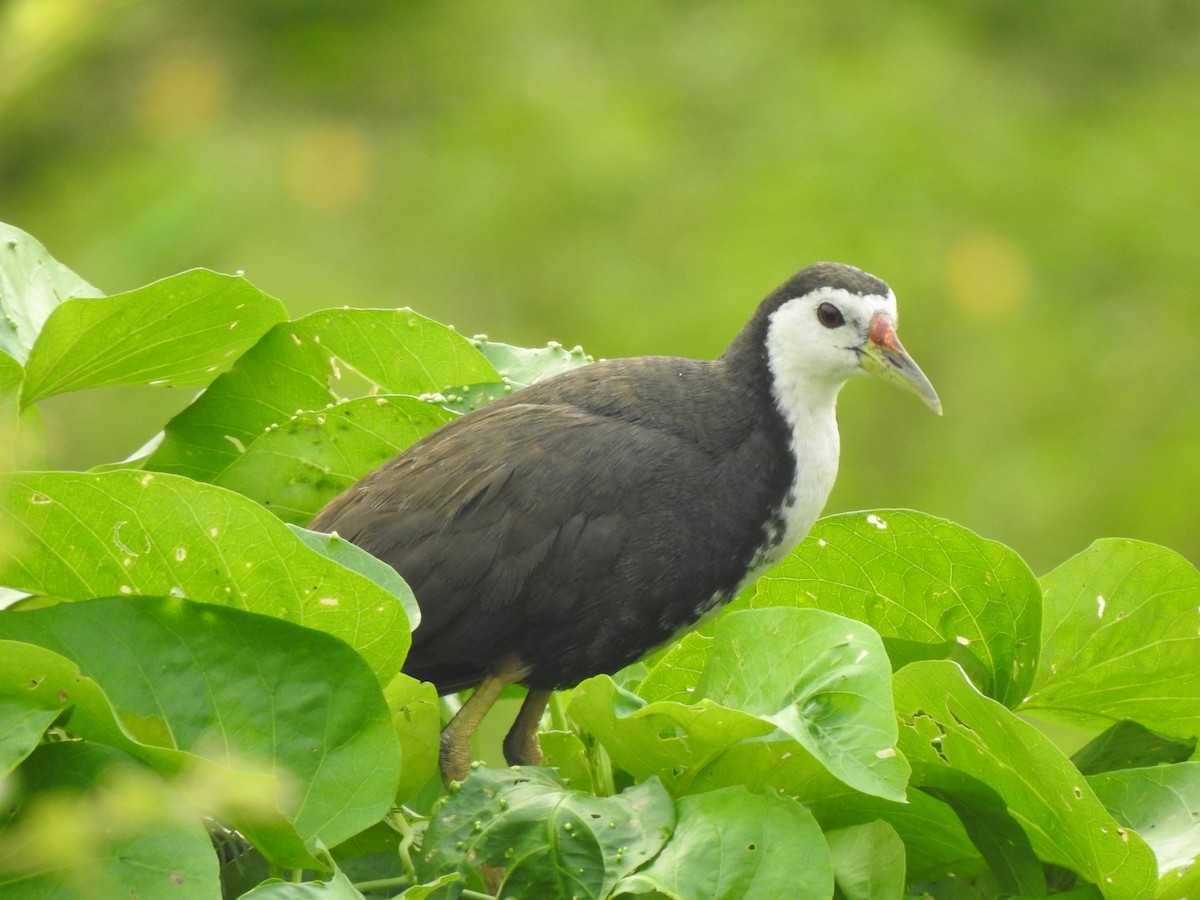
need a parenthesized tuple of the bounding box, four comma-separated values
(761, 262, 942, 415)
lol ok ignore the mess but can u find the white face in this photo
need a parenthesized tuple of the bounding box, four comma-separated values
(765, 285, 899, 390)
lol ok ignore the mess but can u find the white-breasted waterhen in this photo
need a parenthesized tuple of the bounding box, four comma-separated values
(310, 262, 941, 784)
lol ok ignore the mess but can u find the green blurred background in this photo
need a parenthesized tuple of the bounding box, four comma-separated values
(2, 0, 1197, 574)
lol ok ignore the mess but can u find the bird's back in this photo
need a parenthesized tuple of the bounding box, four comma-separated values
(311, 354, 795, 691)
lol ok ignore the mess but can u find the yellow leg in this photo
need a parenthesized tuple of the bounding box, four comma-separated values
(503, 687, 553, 767)
(439, 655, 529, 785)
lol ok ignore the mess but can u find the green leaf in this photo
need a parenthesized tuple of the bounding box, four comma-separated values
(419, 767, 673, 899)
(235, 868, 366, 899)
(0, 222, 103, 365)
(0, 350, 20, 420)
(636, 631, 713, 704)
(1023, 539, 1200, 737)
(825, 820, 906, 900)
(810, 789, 986, 883)
(616, 786, 833, 900)
(0, 352, 43, 472)
(915, 767, 1046, 896)
(568, 675, 775, 792)
(20, 269, 288, 405)
(0, 469, 412, 678)
(0, 596, 401, 866)
(145, 307, 498, 482)
(469, 337, 593, 390)
(215, 396, 455, 524)
(0, 696, 60, 779)
(383, 672, 441, 804)
(1087, 763, 1200, 880)
(748, 510, 1041, 707)
(1072, 720, 1196, 776)
(0, 741, 219, 899)
(287, 524, 420, 629)
(571, 609, 907, 802)
(683, 737, 863, 805)
(698, 607, 910, 802)
(895, 660, 1158, 899)
(393, 874, 462, 898)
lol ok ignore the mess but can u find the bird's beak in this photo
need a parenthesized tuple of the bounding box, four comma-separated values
(859, 314, 942, 415)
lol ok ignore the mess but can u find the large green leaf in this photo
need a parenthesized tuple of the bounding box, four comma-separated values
(747, 510, 1041, 707)
(145, 307, 499, 481)
(825, 820, 906, 900)
(810, 789, 985, 883)
(287, 523, 420, 629)
(914, 766, 1046, 896)
(616, 786, 833, 900)
(1022, 539, 1200, 737)
(0, 596, 401, 866)
(571, 609, 907, 802)
(1087, 763, 1200, 884)
(419, 767, 673, 899)
(568, 675, 776, 792)
(0, 222, 102, 365)
(895, 660, 1158, 899)
(215, 396, 454, 524)
(698, 607, 910, 802)
(0, 469, 412, 678)
(0, 741, 219, 899)
(20, 269, 288, 405)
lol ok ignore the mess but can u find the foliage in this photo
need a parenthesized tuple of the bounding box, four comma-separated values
(1, 223, 1199, 898)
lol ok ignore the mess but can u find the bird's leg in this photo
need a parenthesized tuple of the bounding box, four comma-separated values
(439, 654, 530, 785)
(503, 687, 553, 767)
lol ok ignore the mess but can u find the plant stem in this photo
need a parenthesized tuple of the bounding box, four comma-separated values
(548, 689, 569, 732)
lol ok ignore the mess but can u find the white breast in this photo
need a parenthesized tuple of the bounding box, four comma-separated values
(745, 396, 840, 582)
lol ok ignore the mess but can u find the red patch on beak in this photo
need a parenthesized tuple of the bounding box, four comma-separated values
(870, 315, 900, 351)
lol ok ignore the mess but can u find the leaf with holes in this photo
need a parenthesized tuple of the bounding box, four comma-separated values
(1022, 539, 1200, 738)
(567, 674, 775, 793)
(144, 307, 498, 481)
(0, 469, 411, 678)
(419, 766, 674, 899)
(616, 786, 834, 900)
(1088, 763, 1200, 888)
(895, 660, 1158, 899)
(746, 510, 1041, 707)
(698, 608, 909, 802)
(214, 395, 454, 524)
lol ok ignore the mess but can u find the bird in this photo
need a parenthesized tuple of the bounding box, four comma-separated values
(310, 262, 941, 784)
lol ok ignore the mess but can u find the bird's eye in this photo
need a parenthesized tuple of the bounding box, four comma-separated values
(816, 302, 845, 329)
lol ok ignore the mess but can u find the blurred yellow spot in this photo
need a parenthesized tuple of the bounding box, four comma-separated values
(136, 44, 228, 138)
(283, 124, 374, 213)
(943, 231, 1030, 320)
